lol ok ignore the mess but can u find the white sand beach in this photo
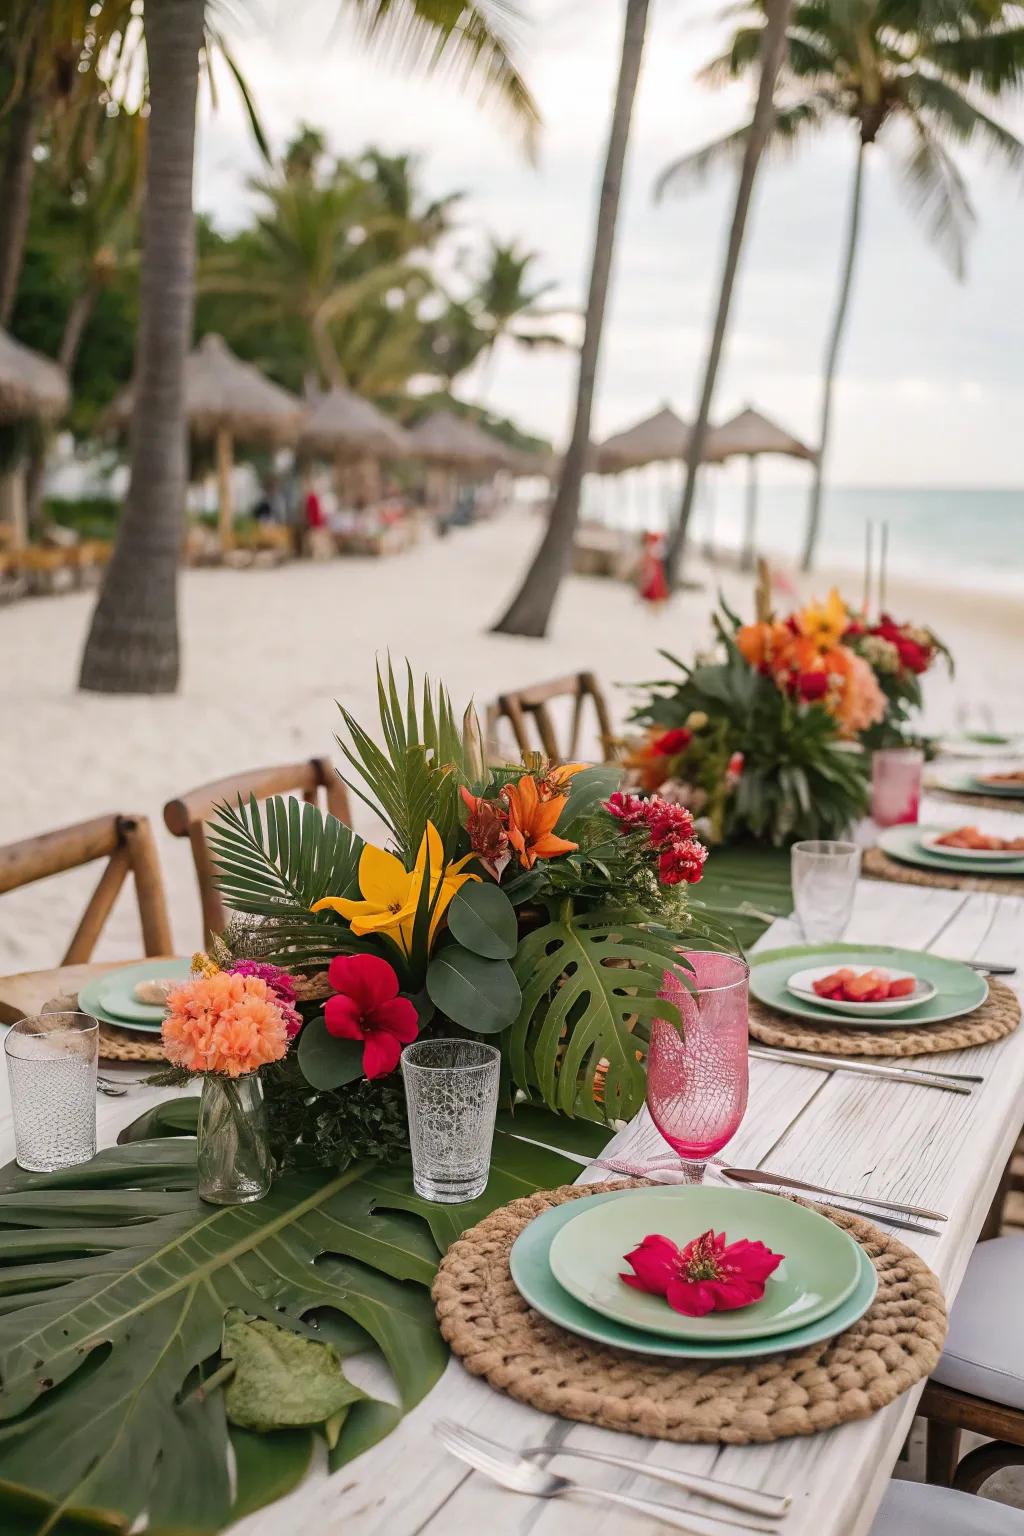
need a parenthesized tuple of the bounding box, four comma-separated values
(2, 506, 1022, 972)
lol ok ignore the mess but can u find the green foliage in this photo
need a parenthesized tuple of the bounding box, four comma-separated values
(509, 906, 687, 1121)
(446, 880, 518, 958)
(207, 794, 366, 967)
(425, 946, 521, 1032)
(0, 1105, 604, 1532)
(336, 659, 470, 862)
(261, 1059, 411, 1173)
(297, 1018, 366, 1090)
(222, 1313, 364, 1438)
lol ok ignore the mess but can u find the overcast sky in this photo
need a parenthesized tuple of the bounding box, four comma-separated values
(195, 0, 1024, 487)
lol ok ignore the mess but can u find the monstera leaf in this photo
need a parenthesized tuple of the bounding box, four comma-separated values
(0, 1107, 606, 1535)
(508, 906, 687, 1121)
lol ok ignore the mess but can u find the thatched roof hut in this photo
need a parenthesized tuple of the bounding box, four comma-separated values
(299, 386, 411, 459)
(0, 329, 69, 424)
(703, 407, 817, 569)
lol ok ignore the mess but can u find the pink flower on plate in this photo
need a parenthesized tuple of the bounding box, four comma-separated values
(620, 1228, 784, 1316)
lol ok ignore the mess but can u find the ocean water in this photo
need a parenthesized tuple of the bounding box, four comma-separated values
(581, 478, 1024, 596)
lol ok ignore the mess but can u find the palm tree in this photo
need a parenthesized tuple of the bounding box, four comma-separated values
(79, 1, 538, 693)
(658, 0, 795, 589)
(492, 0, 651, 639)
(658, 0, 1024, 574)
(472, 239, 567, 396)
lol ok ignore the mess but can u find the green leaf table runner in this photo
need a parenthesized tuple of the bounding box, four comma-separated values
(0, 1103, 608, 1536)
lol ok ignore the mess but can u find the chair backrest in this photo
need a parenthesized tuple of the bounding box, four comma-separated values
(164, 757, 351, 942)
(489, 672, 616, 764)
(0, 813, 173, 964)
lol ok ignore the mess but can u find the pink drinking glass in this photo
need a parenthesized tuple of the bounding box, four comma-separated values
(645, 951, 749, 1185)
(871, 747, 924, 827)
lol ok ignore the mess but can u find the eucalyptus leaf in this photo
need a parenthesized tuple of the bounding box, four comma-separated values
(446, 882, 518, 959)
(223, 1312, 364, 1433)
(297, 1016, 365, 1089)
(426, 946, 522, 1033)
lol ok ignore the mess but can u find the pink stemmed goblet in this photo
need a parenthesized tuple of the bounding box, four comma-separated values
(645, 950, 749, 1185)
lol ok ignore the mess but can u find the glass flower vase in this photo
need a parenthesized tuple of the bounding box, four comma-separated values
(196, 1073, 273, 1205)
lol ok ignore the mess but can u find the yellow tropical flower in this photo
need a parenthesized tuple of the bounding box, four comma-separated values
(796, 587, 847, 653)
(311, 821, 479, 958)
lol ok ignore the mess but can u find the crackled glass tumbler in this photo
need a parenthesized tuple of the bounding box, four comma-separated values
(401, 1039, 500, 1203)
(791, 839, 861, 942)
(5, 1012, 98, 1172)
(646, 952, 749, 1185)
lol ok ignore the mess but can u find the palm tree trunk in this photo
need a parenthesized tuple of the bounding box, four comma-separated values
(25, 286, 98, 532)
(0, 82, 41, 326)
(801, 139, 867, 572)
(79, 0, 205, 694)
(491, 0, 650, 638)
(663, 0, 794, 590)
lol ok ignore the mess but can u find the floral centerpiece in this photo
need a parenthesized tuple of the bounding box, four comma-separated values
(843, 607, 951, 749)
(201, 662, 709, 1176)
(627, 594, 874, 846)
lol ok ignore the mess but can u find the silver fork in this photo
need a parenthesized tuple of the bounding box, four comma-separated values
(435, 1420, 783, 1534)
(438, 1420, 788, 1520)
(96, 1076, 128, 1097)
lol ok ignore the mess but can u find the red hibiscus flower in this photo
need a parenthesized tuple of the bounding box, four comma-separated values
(621, 1228, 783, 1316)
(324, 953, 419, 1079)
(651, 726, 693, 757)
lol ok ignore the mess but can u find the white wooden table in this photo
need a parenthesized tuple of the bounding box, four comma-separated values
(2, 846, 1023, 1533)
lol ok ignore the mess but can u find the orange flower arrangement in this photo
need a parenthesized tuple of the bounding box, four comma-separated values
(162, 971, 290, 1078)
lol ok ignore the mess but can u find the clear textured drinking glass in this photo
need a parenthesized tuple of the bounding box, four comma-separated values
(4, 1012, 98, 1171)
(401, 1038, 500, 1203)
(872, 747, 924, 827)
(791, 839, 861, 942)
(646, 952, 749, 1185)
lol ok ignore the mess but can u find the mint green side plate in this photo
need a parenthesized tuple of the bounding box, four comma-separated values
(78, 959, 191, 1033)
(932, 769, 1024, 801)
(749, 943, 988, 1027)
(879, 823, 1024, 876)
(547, 1185, 861, 1341)
(510, 1188, 878, 1361)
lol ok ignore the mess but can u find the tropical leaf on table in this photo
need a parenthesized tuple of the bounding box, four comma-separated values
(207, 794, 368, 967)
(336, 659, 470, 863)
(0, 1105, 607, 1533)
(508, 906, 687, 1122)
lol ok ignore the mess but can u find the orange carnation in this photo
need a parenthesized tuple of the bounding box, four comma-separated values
(825, 648, 887, 736)
(162, 971, 290, 1078)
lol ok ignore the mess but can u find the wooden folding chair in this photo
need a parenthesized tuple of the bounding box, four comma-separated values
(0, 813, 173, 963)
(164, 757, 351, 942)
(489, 672, 617, 764)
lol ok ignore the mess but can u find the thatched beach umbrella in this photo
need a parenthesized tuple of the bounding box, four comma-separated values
(704, 407, 816, 569)
(596, 405, 694, 472)
(0, 329, 69, 547)
(300, 386, 411, 460)
(0, 329, 69, 423)
(408, 410, 511, 470)
(110, 334, 302, 551)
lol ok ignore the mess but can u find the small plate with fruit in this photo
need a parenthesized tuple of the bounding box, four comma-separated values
(921, 827, 1024, 862)
(786, 965, 937, 1018)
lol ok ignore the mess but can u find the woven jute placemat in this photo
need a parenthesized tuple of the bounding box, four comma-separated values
(749, 975, 1019, 1058)
(930, 787, 1024, 814)
(863, 845, 1024, 896)
(434, 1181, 946, 1447)
(45, 988, 167, 1064)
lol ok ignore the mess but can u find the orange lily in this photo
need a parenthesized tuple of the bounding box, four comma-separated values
(503, 774, 578, 869)
(311, 821, 478, 957)
(537, 762, 586, 800)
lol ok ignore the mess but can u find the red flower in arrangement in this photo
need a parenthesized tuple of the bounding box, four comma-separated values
(873, 616, 935, 675)
(645, 800, 696, 846)
(604, 791, 652, 830)
(658, 839, 708, 886)
(460, 787, 512, 880)
(621, 1229, 784, 1316)
(651, 726, 693, 757)
(796, 669, 829, 702)
(324, 953, 419, 1079)
(726, 751, 745, 784)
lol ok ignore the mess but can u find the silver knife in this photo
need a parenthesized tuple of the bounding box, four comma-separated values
(965, 961, 1016, 976)
(504, 1134, 943, 1232)
(720, 1166, 946, 1222)
(749, 1044, 979, 1092)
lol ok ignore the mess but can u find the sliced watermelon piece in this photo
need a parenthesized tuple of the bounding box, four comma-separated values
(887, 976, 916, 998)
(813, 968, 857, 996)
(844, 968, 889, 1000)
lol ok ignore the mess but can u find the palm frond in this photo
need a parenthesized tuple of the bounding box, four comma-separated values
(344, 0, 539, 157)
(898, 70, 1024, 172)
(335, 660, 469, 863)
(207, 795, 367, 965)
(654, 94, 833, 200)
(897, 116, 975, 279)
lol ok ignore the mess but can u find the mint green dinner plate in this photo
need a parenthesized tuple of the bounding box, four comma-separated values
(548, 1185, 861, 1341)
(509, 1188, 878, 1361)
(749, 943, 988, 1028)
(78, 958, 191, 1033)
(879, 823, 1024, 877)
(932, 768, 1024, 801)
